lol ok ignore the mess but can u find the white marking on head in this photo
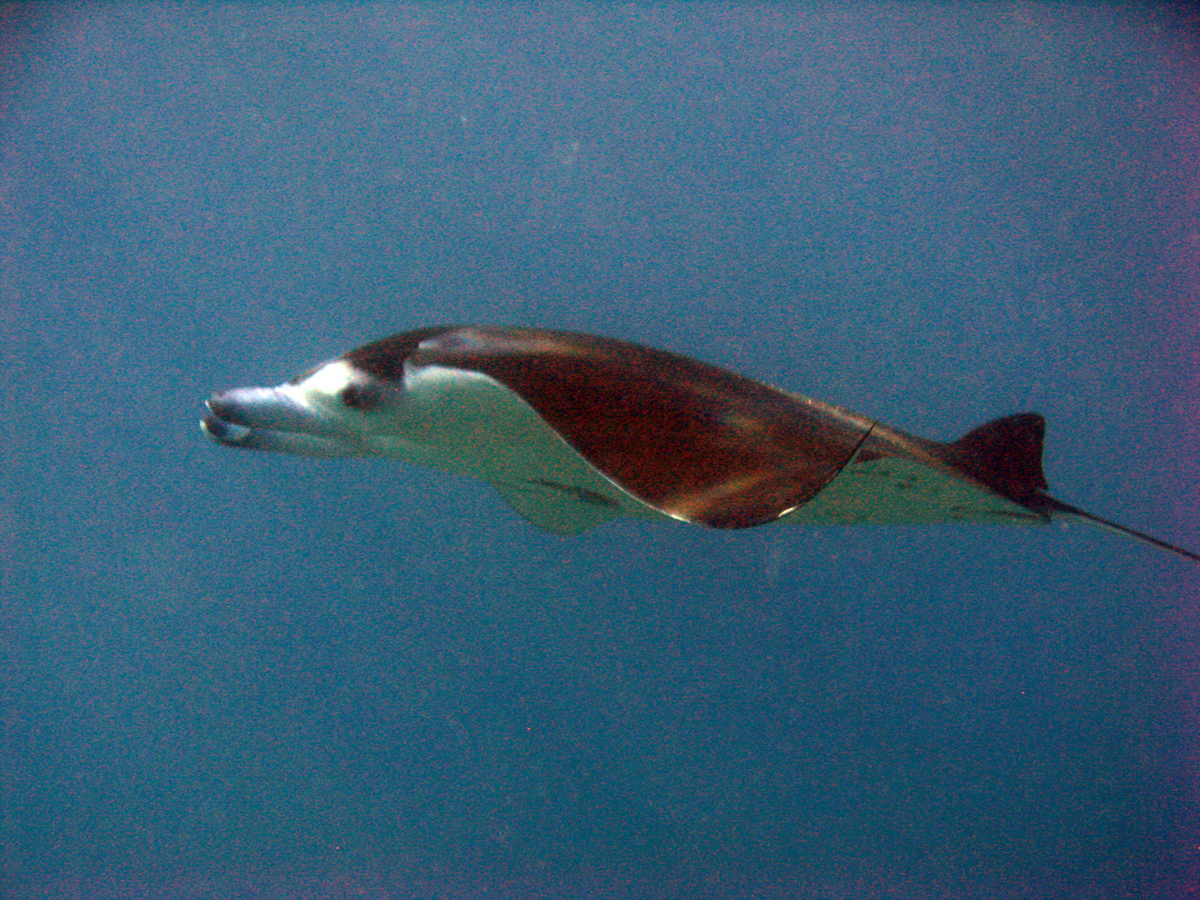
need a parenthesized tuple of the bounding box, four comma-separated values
(297, 359, 364, 400)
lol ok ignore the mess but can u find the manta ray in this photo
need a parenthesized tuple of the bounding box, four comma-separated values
(201, 325, 1198, 563)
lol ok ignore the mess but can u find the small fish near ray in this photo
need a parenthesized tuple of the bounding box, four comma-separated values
(201, 325, 1199, 563)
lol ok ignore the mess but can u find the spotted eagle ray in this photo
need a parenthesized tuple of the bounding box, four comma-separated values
(201, 325, 1198, 563)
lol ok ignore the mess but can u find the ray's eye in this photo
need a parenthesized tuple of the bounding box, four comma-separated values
(339, 383, 382, 410)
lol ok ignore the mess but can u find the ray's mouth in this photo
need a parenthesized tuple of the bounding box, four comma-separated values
(201, 405, 253, 445)
(198, 391, 359, 458)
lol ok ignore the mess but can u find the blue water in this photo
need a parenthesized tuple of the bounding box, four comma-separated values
(3, 7, 1199, 899)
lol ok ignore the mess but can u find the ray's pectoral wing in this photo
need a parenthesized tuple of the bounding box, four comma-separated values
(413, 327, 877, 529)
(376, 359, 662, 533)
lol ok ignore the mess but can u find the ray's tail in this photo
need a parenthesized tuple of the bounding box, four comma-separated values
(947, 412, 1199, 565)
(1039, 495, 1200, 565)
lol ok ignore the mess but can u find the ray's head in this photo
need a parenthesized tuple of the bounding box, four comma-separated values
(201, 355, 407, 457)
